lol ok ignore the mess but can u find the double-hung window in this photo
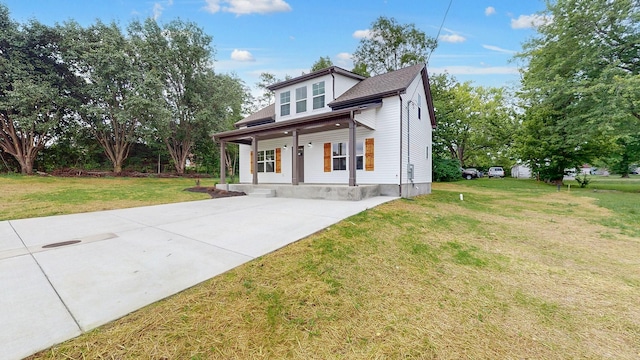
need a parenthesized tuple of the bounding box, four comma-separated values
(296, 86, 307, 113)
(280, 91, 290, 116)
(332, 143, 347, 171)
(417, 94, 422, 120)
(356, 141, 364, 170)
(312, 81, 325, 110)
(257, 150, 275, 173)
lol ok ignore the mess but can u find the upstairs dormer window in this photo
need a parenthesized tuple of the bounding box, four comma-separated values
(280, 91, 290, 116)
(312, 81, 325, 110)
(296, 86, 307, 113)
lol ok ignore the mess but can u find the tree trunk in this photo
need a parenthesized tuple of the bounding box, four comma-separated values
(0, 113, 46, 175)
(164, 137, 192, 175)
(17, 156, 34, 175)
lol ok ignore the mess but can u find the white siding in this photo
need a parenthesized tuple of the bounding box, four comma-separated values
(355, 106, 376, 129)
(238, 139, 291, 184)
(333, 76, 361, 100)
(400, 74, 432, 185)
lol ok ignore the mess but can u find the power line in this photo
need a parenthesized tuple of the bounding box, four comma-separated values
(427, 0, 453, 64)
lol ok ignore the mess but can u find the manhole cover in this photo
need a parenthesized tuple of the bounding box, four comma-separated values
(42, 240, 82, 249)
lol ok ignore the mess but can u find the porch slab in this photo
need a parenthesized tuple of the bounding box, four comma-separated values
(227, 184, 381, 201)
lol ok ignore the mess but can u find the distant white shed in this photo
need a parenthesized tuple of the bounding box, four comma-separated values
(511, 165, 532, 179)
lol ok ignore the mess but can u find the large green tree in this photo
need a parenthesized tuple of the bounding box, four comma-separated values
(61, 21, 154, 173)
(431, 73, 516, 168)
(199, 72, 248, 177)
(0, 6, 79, 174)
(517, 0, 639, 180)
(352, 16, 437, 75)
(129, 18, 223, 174)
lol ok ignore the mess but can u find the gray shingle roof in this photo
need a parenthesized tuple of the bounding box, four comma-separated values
(234, 103, 275, 128)
(328, 63, 425, 109)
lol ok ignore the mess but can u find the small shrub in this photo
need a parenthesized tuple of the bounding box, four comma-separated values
(575, 174, 591, 188)
(433, 157, 461, 182)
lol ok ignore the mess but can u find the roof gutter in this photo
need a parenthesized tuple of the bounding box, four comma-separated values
(330, 67, 336, 100)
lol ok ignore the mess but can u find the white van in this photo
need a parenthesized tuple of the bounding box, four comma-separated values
(488, 166, 505, 178)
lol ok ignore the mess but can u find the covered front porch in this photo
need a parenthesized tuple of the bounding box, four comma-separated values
(213, 104, 379, 189)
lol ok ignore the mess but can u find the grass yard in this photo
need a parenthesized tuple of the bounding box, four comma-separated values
(26, 177, 640, 359)
(0, 175, 212, 221)
(566, 174, 640, 192)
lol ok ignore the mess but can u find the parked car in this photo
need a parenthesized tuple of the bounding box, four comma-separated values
(461, 168, 480, 180)
(488, 166, 505, 178)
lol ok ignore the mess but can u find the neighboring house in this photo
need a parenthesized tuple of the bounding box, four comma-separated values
(580, 164, 593, 175)
(212, 64, 436, 198)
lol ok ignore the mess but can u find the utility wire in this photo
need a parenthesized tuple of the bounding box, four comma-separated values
(427, 0, 453, 64)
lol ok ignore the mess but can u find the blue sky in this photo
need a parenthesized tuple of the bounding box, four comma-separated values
(3, 0, 549, 96)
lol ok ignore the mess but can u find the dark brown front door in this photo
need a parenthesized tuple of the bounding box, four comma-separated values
(297, 146, 304, 183)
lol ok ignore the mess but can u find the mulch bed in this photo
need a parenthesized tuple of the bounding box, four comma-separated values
(184, 187, 246, 199)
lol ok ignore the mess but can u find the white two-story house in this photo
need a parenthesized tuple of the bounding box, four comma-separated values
(213, 63, 437, 199)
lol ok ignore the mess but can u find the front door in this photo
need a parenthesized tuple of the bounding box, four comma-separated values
(297, 146, 304, 183)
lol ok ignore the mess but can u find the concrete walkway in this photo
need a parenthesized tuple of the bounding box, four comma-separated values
(0, 195, 396, 360)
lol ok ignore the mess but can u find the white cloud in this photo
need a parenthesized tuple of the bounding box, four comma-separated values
(231, 49, 255, 62)
(439, 34, 466, 43)
(485, 6, 496, 16)
(204, 0, 221, 13)
(336, 52, 352, 61)
(204, 0, 292, 15)
(152, 0, 173, 19)
(482, 44, 516, 54)
(335, 52, 353, 68)
(430, 65, 519, 75)
(352, 29, 372, 39)
(511, 14, 552, 29)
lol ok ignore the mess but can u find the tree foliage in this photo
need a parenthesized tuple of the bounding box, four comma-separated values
(310, 56, 333, 72)
(431, 73, 516, 169)
(0, 5, 79, 174)
(61, 21, 154, 173)
(352, 16, 437, 76)
(129, 18, 217, 174)
(516, 0, 639, 180)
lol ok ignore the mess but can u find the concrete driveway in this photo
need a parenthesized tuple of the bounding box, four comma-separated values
(0, 195, 396, 360)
